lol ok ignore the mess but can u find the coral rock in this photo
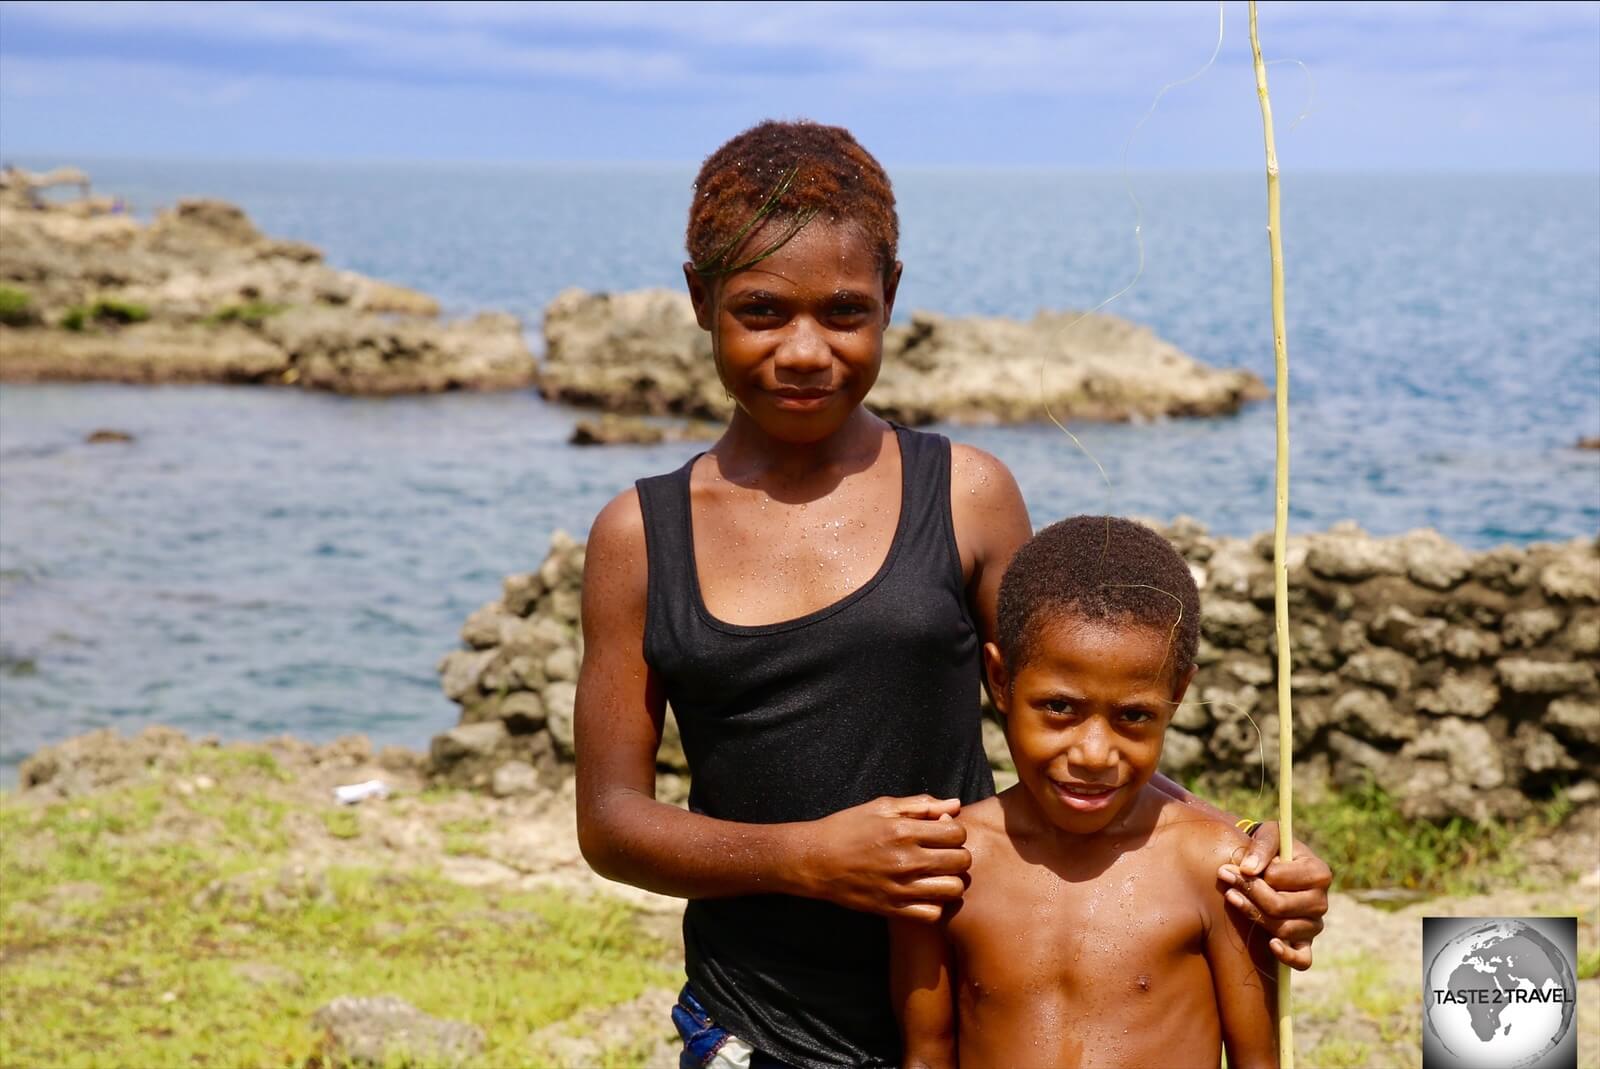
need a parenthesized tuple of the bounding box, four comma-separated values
(312, 995, 484, 1068)
(1496, 657, 1597, 695)
(1544, 697, 1600, 748)
(1415, 671, 1500, 718)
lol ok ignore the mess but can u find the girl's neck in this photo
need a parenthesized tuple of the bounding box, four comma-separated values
(711, 407, 890, 488)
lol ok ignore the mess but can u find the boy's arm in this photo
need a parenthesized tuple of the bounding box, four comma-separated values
(889, 915, 958, 1069)
(1201, 830, 1280, 1069)
(1152, 774, 1331, 970)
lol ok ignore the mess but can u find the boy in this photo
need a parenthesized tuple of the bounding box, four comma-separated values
(890, 516, 1278, 1069)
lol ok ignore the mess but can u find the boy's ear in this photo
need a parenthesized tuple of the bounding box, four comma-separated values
(1170, 663, 1198, 707)
(682, 263, 715, 330)
(982, 642, 1011, 715)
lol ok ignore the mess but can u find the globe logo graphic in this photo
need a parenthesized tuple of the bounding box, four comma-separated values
(1425, 920, 1577, 1069)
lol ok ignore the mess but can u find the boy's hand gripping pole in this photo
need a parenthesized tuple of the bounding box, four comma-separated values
(1248, 4, 1294, 1066)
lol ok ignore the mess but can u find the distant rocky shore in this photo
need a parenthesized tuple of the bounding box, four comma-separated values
(0, 166, 534, 394)
(540, 287, 1269, 426)
(1, 166, 1270, 422)
(431, 522, 1599, 826)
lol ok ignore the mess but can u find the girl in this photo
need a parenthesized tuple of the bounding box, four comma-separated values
(574, 120, 1329, 1069)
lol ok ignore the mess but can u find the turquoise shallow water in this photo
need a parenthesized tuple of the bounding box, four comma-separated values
(1, 161, 1596, 773)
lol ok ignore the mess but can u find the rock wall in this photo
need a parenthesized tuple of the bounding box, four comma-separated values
(429, 531, 693, 803)
(431, 524, 1599, 825)
(0, 168, 535, 394)
(539, 288, 1268, 426)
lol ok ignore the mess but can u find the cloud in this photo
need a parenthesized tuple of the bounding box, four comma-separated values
(0, 1, 1260, 95)
(0, 54, 256, 109)
(0, 1, 695, 88)
(1, 0, 1594, 168)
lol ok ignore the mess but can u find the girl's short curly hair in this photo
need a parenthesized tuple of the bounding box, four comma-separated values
(997, 516, 1201, 683)
(687, 119, 898, 278)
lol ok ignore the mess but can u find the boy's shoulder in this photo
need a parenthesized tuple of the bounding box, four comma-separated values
(957, 793, 1006, 835)
(954, 793, 1014, 862)
(1148, 792, 1253, 891)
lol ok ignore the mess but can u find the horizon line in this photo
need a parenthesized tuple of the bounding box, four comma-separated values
(5, 150, 1598, 179)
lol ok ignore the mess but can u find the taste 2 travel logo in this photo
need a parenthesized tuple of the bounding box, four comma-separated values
(1423, 916, 1579, 1069)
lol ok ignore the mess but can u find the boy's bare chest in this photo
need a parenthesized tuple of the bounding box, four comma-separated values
(951, 846, 1208, 999)
(690, 470, 904, 626)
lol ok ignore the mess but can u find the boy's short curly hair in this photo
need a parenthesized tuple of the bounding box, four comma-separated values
(997, 516, 1200, 684)
(687, 119, 898, 278)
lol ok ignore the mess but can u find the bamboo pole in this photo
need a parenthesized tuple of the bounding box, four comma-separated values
(1247, 4, 1294, 1066)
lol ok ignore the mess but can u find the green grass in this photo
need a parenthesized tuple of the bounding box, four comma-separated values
(1579, 946, 1599, 981)
(60, 298, 151, 332)
(1305, 1034, 1375, 1069)
(441, 816, 493, 858)
(0, 285, 35, 327)
(1300, 950, 1418, 1069)
(204, 301, 287, 328)
(182, 746, 293, 784)
(1196, 779, 1574, 896)
(320, 808, 361, 840)
(0, 780, 675, 1068)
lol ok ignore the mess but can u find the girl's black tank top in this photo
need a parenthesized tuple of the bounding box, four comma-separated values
(635, 424, 995, 1069)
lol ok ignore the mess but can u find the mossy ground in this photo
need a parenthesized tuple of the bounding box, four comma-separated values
(0, 745, 679, 1069)
(3, 736, 1595, 1069)
(1198, 781, 1600, 1069)
(1201, 778, 1585, 898)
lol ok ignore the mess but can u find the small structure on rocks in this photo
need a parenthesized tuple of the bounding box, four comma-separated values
(433, 523, 1599, 826)
(539, 287, 1269, 426)
(0, 167, 535, 394)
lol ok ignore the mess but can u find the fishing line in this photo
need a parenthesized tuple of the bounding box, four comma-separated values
(1097, 581, 1269, 803)
(1038, 0, 1227, 513)
(1043, 16, 1314, 518)
(1267, 58, 1318, 132)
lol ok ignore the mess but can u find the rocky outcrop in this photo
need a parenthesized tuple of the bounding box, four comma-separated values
(569, 413, 722, 447)
(312, 995, 485, 1067)
(0, 167, 534, 394)
(539, 288, 1268, 426)
(18, 724, 427, 801)
(435, 523, 1598, 826)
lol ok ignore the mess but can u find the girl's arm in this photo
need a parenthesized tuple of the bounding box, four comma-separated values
(948, 443, 1330, 969)
(949, 444, 1033, 683)
(889, 915, 958, 1069)
(575, 489, 971, 919)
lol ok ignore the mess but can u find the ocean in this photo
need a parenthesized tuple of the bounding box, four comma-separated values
(1, 160, 1596, 774)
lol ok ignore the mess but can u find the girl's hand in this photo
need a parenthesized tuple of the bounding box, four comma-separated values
(1218, 821, 1332, 970)
(796, 795, 970, 922)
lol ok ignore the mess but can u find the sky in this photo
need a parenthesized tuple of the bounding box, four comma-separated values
(0, 1, 1596, 171)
